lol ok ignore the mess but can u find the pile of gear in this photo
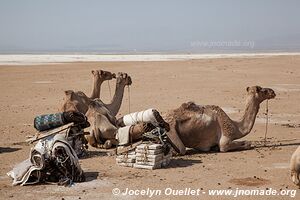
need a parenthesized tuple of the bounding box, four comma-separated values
(7, 112, 89, 186)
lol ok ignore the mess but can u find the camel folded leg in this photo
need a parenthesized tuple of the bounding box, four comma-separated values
(219, 137, 251, 152)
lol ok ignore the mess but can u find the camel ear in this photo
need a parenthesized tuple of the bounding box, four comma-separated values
(246, 87, 250, 92)
(64, 90, 74, 100)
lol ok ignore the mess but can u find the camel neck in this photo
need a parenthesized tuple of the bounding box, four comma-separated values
(90, 79, 104, 99)
(105, 83, 126, 116)
(235, 95, 260, 138)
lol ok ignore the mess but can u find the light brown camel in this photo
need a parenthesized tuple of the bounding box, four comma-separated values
(61, 70, 133, 149)
(290, 146, 300, 187)
(85, 103, 169, 149)
(61, 71, 131, 116)
(90, 70, 116, 99)
(160, 86, 276, 155)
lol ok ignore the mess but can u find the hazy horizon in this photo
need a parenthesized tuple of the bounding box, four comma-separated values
(1, 0, 300, 54)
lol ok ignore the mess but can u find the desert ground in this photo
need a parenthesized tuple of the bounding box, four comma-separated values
(0, 55, 299, 200)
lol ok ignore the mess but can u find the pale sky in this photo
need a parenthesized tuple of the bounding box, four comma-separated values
(0, 0, 300, 53)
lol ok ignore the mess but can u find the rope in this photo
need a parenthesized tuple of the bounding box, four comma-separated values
(107, 80, 112, 99)
(264, 100, 269, 146)
(127, 85, 131, 113)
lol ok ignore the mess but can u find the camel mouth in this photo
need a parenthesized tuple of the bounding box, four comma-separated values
(268, 91, 276, 99)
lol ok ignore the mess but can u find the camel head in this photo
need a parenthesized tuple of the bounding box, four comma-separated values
(91, 70, 116, 81)
(246, 86, 276, 103)
(116, 72, 132, 86)
(61, 90, 90, 114)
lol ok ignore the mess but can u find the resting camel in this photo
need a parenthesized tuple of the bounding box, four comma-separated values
(155, 86, 276, 155)
(61, 70, 135, 148)
(290, 146, 300, 187)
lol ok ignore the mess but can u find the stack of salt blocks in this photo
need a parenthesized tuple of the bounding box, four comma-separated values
(116, 143, 172, 169)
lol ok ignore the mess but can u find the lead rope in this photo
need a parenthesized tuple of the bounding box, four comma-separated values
(127, 85, 133, 149)
(107, 80, 112, 99)
(127, 85, 131, 113)
(264, 100, 269, 146)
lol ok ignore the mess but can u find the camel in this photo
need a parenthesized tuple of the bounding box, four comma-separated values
(85, 103, 170, 149)
(157, 86, 276, 155)
(89, 70, 116, 99)
(61, 70, 131, 116)
(61, 70, 133, 149)
(290, 146, 300, 187)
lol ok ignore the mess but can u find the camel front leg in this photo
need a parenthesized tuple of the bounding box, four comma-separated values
(219, 137, 251, 152)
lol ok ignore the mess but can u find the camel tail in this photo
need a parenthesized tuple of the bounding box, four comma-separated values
(291, 171, 300, 186)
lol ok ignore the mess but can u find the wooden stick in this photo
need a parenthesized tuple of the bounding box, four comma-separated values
(26, 123, 74, 143)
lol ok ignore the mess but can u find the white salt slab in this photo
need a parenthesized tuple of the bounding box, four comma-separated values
(117, 163, 134, 167)
(116, 154, 136, 159)
(136, 155, 163, 162)
(116, 158, 135, 163)
(136, 149, 163, 155)
(136, 160, 163, 165)
(133, 163, 161, 170)
(136, 143, 162, 150)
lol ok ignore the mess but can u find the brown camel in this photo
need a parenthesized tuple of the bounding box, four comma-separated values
(90, 70, 116, 99)
(62, 71, 131, 116)
(85, 103, 170, 149)
(161, 86, 276, 155)
(61, 70, 133, 149)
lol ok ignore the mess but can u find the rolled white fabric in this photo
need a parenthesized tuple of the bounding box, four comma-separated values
(123, 108, 158, 126)
(115, 126, 131, 145)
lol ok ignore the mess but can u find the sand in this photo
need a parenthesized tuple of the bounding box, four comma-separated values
(0, 55, 299, 199)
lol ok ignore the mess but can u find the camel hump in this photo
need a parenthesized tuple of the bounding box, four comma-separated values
(180, 101, 203, 112)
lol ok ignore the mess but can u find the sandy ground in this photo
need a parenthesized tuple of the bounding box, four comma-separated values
(0, 55, 299, 200)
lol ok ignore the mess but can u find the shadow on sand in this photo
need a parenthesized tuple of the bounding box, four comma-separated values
(0, 147, 21, 154)
(84, 171, 99, 182)
(80, 149, 115, 159)
(183, 140, 300, 155)
(168, 158, 202, 168)
(252, 140, 300, 149)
